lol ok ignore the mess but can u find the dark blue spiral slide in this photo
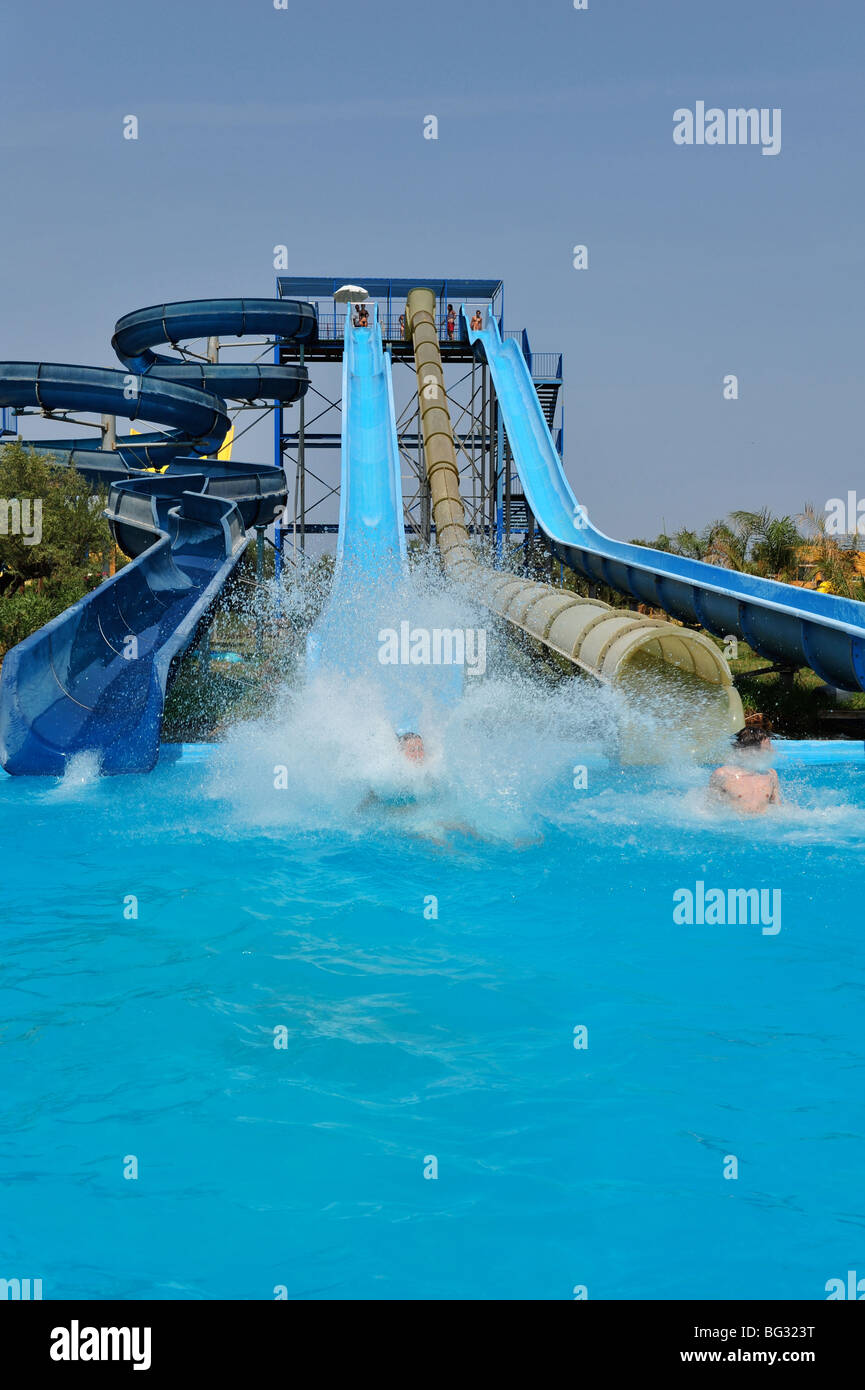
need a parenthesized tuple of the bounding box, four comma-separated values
(0, 299, 315, 775)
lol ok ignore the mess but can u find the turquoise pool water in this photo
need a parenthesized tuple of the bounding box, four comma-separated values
(1, 676, 863, 1301)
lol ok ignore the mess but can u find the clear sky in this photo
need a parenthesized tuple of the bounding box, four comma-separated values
(1, 0, 862, 539)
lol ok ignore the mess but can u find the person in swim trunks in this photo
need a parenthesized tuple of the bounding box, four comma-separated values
(708, 725, 781, 815)
(397, 731, 425, 764)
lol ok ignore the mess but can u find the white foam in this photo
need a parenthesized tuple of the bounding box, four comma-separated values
(51, 749, 103, 795)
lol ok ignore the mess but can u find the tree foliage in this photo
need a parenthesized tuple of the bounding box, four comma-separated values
(0, 441, 116, 589)
(0, 441, 121, 656)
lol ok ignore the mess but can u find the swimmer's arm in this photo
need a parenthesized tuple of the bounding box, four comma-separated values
(767, 769, 782, 803)
(708, 768, 729, 796)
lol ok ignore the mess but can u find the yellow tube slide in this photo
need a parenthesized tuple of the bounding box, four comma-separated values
(405, 287, 743, 763)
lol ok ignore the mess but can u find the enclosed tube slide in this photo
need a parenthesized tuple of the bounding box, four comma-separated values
(406, 287, 743, 761)
(0, 299, 315, 774)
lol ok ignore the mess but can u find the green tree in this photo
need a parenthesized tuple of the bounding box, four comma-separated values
(705, 511, 762, 571)
(671, 526, 714, 560)
(750, 511, 802, 578)
(798, 502, 865, 600)
(0, 441, 120, 655)
(630, 532, 674, 552)
(0, 442, 116, 590)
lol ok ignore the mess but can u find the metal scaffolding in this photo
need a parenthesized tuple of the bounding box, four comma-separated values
(273, 276, 561, 572)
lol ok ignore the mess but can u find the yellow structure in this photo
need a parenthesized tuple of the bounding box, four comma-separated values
(134, 424, 234, 473)
(405, 287, 743, 761)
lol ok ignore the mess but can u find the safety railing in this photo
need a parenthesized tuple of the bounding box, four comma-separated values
(501, 333, 561, 381)
(296, 310, 559, 376)
(309, 307, 493, 344)
(531, 352, 563, 379)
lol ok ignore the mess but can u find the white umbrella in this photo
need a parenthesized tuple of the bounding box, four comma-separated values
(333, 284, 369, 304)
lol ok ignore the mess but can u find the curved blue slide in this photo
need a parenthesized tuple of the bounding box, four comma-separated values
(468, 313, 865, 692)
(0, 299, 316, 775)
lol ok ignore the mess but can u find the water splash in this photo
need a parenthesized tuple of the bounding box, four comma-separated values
(206, 557, 628, 843)
(58, 749, 103, 789)
(204, 555, 841, 846)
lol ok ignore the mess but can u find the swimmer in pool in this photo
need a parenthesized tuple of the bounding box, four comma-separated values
(397, 731, 425, 763)
(358, 730, 428, 811)
(708, 726, 781, 815)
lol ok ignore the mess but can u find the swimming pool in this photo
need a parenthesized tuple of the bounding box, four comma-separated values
(1, 677, 863, 1300)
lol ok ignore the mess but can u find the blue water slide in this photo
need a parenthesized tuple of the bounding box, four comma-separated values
(467, 312, 865, 692)
(334, 304, 406, 583)
(306, 308, 450, 736)
(0, 298, 315, 774)
(307, 306, 406, 675)
(0, 362, 231, 465)
(109, 298, 314, 466)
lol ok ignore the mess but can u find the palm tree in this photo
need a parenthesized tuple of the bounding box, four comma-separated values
(798, 504, 865, 599)
(749, 511, 802, 579)
(670, 527, 711, 559)
(704, 512, 760, 572)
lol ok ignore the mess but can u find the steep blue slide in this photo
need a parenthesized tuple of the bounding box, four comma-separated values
(308, 306, 460, 739)
(468, 313, 865, 692)
(0, 299, 315, 774)
(333, 304, 406, 587)
(307, 306, 407, 679)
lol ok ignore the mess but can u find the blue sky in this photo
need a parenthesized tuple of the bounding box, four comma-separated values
(1, 0, 863, 538)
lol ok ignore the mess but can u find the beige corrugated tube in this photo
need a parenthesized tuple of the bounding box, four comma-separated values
(405, 287, 743, 762)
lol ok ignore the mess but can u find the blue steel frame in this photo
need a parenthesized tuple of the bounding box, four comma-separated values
(277, 278, 504, 344)
(274, 277, 563, 562)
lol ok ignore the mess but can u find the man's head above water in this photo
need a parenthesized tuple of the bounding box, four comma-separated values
(734, 725, 773, 753)
(397, 731, 425, 763)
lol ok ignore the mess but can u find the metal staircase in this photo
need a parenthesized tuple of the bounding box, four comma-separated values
(533, 379, 560, 430)
(510, 329, 563, 446)
(509, 331, 563, 532)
